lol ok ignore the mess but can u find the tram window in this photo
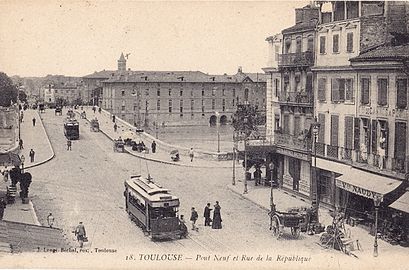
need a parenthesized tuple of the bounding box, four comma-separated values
(129, 193, 146, 212)
(150, 207, 178, 219)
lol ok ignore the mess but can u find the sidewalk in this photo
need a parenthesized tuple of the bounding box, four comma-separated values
(228, 179, 408, 259)
(80, 107, 231, 168)
(1, 109, 54, 226)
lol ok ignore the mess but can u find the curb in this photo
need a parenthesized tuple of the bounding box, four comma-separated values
(83, 115, 231, 169)
(226, 184, 270, 212)
(24, 110, 55, 170)
(29, 200, 41, 226)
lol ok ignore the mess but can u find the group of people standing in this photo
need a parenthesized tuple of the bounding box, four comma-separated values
(189, 201, 222, 231)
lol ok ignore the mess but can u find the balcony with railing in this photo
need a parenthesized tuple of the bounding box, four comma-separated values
(314, 142, 407, 176)
(278, 92, 313, 106)
(274, 131, 312, 152)
(278, 51, 314, 67)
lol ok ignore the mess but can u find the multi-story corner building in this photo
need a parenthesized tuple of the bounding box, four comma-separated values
(102, 68, 266, 127)
(309, 1, 409, 217)
(271, 4, 319, 198)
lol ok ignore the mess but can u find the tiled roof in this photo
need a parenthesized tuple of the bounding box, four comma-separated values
(282, 20, 317, 34)
(350, 44, 409, 61)
(83, 70, 117, 79)
(102, 70, 264, 84)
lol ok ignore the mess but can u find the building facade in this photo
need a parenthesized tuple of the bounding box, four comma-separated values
(251, 1, 409, 235)
(84, 54, 266, 127)
(101, 68, 266, 127)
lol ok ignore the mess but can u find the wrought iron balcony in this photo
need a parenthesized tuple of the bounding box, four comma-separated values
(278, 51, 314, 67)
(278, 92, 313, 105)
(274, 131, 312, 152)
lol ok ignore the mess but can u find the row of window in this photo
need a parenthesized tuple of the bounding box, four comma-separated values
(318, 114, 406, 159)
(317, 77, 408, 108)
(319, 32, 354, 54)
(121, 88, 240, 97)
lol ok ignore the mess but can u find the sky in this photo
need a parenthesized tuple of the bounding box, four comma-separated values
(0, 0, 308, 77)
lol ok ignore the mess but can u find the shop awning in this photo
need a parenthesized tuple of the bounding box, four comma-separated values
(316, 158, 351, 174)
(389, 192, 409, 213)
(336, 168, 402, 201)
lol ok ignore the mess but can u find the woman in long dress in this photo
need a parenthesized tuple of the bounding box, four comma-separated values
(212, 201, 222, 229)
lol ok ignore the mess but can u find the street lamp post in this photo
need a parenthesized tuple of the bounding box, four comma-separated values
(311, 120, 320, 223)
(373, 194, 382, 257)
(232, 147, 236, 185)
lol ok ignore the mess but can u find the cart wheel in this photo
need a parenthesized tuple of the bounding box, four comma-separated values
(271, 215, 280, 238)
(291, 227, 301, 238)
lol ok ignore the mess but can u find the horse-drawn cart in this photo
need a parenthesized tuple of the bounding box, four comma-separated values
(269, 207, 307, 239)
(113, 139, 125, 152)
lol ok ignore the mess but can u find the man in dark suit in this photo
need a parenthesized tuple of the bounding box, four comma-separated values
(203, 203, 213, 226)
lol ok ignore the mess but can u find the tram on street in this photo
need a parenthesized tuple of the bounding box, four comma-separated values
(124, 175, 185, 240)
(64, 118, 79, 140)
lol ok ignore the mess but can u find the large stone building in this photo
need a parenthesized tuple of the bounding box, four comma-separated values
(84, 54, 266, 127)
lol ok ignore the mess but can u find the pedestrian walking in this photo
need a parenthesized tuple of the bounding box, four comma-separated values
(29, 149, 35, 163)
(254, 166, 262, 186)
(67, 139, 72, 151)
(189, 148, 194, 162)
(2, 166, 9, 183)
(112, 115, 116, 123)
(19, 139, 24, 149)
(32, 117, 36, 127)
(151, 140, 157, 153)
(114, 123, 118, 132)
(212, 201, 222, 229)
(47, 213, 55, 228)
(0, 197, 6, 220)
(204, 203, 213, 226)
(74, 222, 87, 248)
(98, 107, 102, 113)
(190, 207, 199, 231)
(92, 106, 96, 113)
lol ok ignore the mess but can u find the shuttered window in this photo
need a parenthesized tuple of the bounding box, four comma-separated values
(361, 78, 370, 105)
(283, 114, 290, 134)
(346, 32, 354, 52)
(371, 119, 377, 154)
(333, 34, 339, 53)
(331, 79, 340, 102)
(294, 116, 301, 136)
(345, 79, 354, 101)
(320, 36, 326, 54)
(330, 115, 339, 146)
(318, 113, 325, 143)
(318, 78, 327, 101)
(396, 79, 408, 109)
(353, 118, 360, 150)
(377, 78, 388, 106)
(344, 116, 354, 149)
(306, 73, 313, 93)
(338, 79, 345, 102)
(395, 122, 407, 159)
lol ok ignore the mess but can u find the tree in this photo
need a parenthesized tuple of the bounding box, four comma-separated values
(232, 104, 264, 138)
(0, 72, 18, 107)
(19, 90, 27, 103)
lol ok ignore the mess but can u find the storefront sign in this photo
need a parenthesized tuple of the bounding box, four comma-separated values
(276, 147, 309, 161)
(336, 179, 383, 201)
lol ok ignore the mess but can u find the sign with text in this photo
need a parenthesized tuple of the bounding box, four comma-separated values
(276, 147, 310, 161)
(336, 179, 383, 201)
